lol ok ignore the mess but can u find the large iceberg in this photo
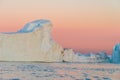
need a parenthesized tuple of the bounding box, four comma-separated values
(0, 19, 64, 62)
(112, 43, 120, 64)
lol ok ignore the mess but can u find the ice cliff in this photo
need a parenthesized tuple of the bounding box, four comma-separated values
(0, 20, 64, 62)
(112, 43, 120, 64)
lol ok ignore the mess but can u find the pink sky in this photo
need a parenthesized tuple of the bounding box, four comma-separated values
(0, 0, 120, 54)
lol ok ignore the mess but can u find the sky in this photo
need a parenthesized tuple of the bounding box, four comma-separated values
(0, 0, 120, 54)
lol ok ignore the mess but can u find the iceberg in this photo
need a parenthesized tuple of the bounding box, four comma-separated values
(112, 43, 120, 64)
(63, 49, 109, 63)
(0, 19, 64, 62)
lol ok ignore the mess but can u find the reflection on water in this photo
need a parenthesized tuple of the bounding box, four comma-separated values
(0, 62, 120, 80)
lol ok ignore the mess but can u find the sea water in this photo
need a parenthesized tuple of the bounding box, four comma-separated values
(0, 62, 120, 80)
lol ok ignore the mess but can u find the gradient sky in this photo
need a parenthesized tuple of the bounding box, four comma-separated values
(0, 0, 120, 54)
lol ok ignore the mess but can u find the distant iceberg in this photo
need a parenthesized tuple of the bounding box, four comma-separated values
(63, 48, 110, 63)
(112, 43, 120, 64)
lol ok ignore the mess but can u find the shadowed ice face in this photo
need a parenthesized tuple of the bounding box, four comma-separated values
(114, 43, 120, 51)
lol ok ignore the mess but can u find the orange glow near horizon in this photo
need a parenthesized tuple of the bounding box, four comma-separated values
(0, 0, 120, 54)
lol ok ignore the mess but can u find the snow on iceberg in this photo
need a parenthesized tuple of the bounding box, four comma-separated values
(18, 19, 51, 33)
